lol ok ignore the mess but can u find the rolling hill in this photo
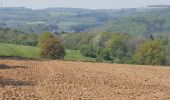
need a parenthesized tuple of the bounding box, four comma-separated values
(0, 7, 139, 34)
(94, 6, 170, 36)
(1, 5, 170, 36)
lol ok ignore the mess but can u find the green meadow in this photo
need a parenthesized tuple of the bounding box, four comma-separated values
(0, 43, 39, 58)
(0, 43, 95, 61)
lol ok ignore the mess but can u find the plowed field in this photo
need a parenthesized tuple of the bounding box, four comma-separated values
(0, 59, 170, 100)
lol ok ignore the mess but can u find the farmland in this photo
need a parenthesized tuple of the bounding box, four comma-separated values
(0, 59, 170, 99)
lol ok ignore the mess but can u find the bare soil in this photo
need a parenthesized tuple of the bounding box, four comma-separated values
(0, 59, 170, 100)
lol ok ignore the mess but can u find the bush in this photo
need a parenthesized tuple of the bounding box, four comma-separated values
(98, 48, 112, 61)
(96, 56, 103, 62)
(134, 40, 166, 65)
(38, 32, 65, 59)
(80, 45, 97, 58)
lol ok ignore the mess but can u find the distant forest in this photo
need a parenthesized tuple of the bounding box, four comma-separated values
(0, 5, 170, 37)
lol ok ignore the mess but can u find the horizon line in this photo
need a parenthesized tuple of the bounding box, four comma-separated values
(0, 4, 170, 10)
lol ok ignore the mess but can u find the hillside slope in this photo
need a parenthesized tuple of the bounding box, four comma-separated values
(0, 59, 170, 99)
(1, 6, 170, 36)
(93, 7, 170, 36)
(1, 7, 136, 33)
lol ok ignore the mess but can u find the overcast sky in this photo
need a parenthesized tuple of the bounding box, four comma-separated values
(2, 0, 170, 9)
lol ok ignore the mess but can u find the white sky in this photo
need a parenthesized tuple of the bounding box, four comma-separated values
(2, 0, 170, 9)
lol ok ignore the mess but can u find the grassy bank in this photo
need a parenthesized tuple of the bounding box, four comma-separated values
(65, 50, 95, 61)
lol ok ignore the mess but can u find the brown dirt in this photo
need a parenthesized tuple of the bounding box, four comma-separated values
(0, 59, 170, 100)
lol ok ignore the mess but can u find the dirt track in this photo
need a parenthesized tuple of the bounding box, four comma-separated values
(0, 59, 170, 100)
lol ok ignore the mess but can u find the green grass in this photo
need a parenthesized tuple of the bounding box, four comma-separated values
(0, 43, 39, 58)
(0, 43, 95, 61)
(65, 50, 95, 61)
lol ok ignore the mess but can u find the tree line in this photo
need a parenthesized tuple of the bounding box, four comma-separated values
(60, 32, 170, 66)
(1, 27, 170, 66)
(0, 28, 37, 46)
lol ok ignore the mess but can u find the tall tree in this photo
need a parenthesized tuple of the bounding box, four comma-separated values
(107, 33, 128, 63)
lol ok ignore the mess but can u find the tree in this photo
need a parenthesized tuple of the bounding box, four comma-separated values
(92, 32, 111, 48)
(134, 41, 166, 65)
(38, 32, 54, 48)
(107, 33, 128, 63)
(38, 32, 65, 59)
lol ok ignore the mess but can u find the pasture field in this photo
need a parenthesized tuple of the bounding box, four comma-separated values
(0, 43, 94, 61)
(0, 59, 170, 99)
(0, 43, 39, 58)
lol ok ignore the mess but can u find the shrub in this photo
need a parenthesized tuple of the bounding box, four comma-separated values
(96, 56, 103, 62)
(98, 48, 112, 61)
(80, 45, 97, 58)
(134, 40, 166, 65)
